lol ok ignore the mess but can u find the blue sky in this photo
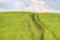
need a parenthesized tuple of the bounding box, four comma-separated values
(43, 0, 60, 10)
(0, 0, 60, 12)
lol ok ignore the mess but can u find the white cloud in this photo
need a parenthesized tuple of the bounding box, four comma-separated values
(31, 0, 40, 3)
(24, 0, 56, 12)
(25, 5, 41, 12)
(0, 0, 59, 12)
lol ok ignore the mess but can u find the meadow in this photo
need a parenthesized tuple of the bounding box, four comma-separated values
(0, 12, 60, 40)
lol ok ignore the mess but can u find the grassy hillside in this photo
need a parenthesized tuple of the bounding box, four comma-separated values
(0, 12, 60, 40)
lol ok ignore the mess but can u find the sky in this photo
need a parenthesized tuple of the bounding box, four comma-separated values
(0, 0, 60, 12)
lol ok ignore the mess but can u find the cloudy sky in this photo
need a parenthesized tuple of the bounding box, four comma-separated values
(0, 0, 60, 12)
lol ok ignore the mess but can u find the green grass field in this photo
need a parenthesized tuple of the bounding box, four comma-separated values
(0, 12, 60, 40)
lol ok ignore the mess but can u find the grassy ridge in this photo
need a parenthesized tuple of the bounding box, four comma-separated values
(0, 12, 60, 40)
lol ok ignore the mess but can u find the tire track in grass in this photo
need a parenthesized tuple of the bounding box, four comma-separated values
(31, 14, 45, 40)
(31, 14, 59, 40)
(37, 14, 59, 40)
